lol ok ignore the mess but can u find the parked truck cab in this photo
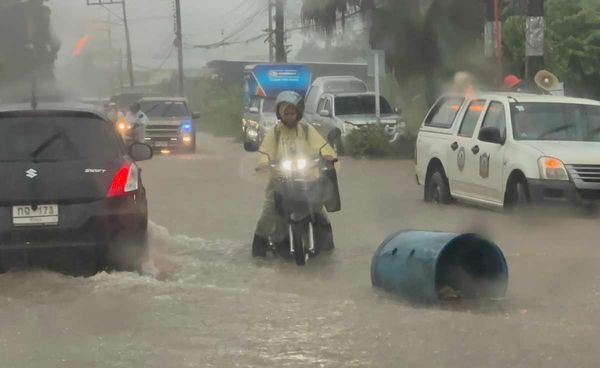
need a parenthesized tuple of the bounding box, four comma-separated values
(416, 93, 600, 209)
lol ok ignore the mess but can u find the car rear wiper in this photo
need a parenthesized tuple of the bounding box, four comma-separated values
(29, 130, 66, 161)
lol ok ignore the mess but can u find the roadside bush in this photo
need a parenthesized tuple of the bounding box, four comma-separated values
(186, 78, 243, 138)
(344, 125, 394, 158)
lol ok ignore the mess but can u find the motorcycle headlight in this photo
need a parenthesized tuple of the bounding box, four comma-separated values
(538, 157, 569, 181)
(118, 122, 129, 131)
(282, 160, 293, 171)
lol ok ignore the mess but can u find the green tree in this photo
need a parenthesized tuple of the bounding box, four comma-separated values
(503, 0, 600, 98)
(0, 0, 60, 88)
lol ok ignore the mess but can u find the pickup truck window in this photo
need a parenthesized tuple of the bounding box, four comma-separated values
(481, 102, 507, 141)
(317, 98, 327, 113)
(458, 100, 486, 137)
(511, 103, 600, 142)
(425, 97, 464, 128)
(324, 99, 332, 113)
(263, 98, 276, 113)
(335, 96, 393, 115)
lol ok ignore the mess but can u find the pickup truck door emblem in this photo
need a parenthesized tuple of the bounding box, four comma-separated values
(480, 153, 490, 178)
(457, 147, 466, 171)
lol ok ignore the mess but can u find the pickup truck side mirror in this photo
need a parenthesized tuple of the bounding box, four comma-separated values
(479, 127, 504, 145)
(249, 107, 259, 114)
(327, 128, 342, 144)
(319, 109, 331, 117)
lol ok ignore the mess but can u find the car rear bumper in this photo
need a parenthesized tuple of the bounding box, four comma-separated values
(528, 179, 600, 207)
(0, 195, 147, 251)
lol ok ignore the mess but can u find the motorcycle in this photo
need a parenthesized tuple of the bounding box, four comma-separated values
(246, 128, 342, 265)
(115, 118, 144, 146)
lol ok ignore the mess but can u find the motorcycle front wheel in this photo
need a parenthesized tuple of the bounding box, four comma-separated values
(292, 222, 309, 266)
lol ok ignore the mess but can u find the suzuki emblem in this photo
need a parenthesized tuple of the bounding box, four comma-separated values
(25, 169, 38, 179)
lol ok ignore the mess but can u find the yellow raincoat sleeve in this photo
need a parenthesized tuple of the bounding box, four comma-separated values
(306, 124, 338, 166)
(257, 127, 277, 167)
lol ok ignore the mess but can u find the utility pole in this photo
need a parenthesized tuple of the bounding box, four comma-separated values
(175, 0, 185, 97)
(268, 0, 274, 63)
(274, 0, 286, 63)
(484, 0, 502, 88)
(526, 0, 545, 83)
(86, 0, 135, 88)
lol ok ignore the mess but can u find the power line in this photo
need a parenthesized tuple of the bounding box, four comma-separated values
(185, 3, 267, 41)
(134, 45, 175, 71)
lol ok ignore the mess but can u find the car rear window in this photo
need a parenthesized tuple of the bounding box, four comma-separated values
(0, 112, 122, 163)
(425, 97, 464, 128)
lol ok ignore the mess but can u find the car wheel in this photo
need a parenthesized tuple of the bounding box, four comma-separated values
(506, 178, 530, 209)
(425, 170, 452, 204)
(187, 137, 197, 154)
(101, 230, 149, 273)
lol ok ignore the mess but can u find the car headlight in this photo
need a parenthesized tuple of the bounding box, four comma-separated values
(538, 157, 569, 181)
(297, 159, 307, 170)
(282, 160, 293, 171)
(118, 122, 129, 131)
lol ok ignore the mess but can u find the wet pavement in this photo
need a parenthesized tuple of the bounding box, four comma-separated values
(1, 134, 600, 367)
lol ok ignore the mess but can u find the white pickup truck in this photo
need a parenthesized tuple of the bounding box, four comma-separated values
(415, 92, 600, 209)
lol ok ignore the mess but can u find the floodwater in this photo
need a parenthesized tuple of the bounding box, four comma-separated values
(1, 134, 600, 367)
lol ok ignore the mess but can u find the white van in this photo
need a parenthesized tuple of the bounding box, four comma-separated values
(304, 76, 368, 124)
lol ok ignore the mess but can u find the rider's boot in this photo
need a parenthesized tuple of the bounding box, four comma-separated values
(252, 234, 268, 257)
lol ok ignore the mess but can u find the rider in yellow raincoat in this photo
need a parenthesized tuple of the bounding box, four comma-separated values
(252, 91, 337, 257)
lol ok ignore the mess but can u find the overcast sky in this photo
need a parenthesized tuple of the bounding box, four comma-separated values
(49, 0, 305, 71)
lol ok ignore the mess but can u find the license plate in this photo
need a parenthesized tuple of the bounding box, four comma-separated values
(13, 205, 59, 227)
(154, 141, 168, 147)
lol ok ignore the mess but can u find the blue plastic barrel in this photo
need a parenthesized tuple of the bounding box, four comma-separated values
(371, 231, 508, 302)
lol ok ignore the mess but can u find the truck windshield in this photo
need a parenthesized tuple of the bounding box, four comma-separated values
(511, 103, 600, 142)
(335, 96, 393, 115)
(140, 101, 189, 118)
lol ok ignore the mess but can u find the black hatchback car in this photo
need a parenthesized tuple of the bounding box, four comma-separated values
(0, 103, 153, 273)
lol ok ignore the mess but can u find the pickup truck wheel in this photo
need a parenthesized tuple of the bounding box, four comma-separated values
(426, 171, 452, 204)
(506, 179, 530, 209)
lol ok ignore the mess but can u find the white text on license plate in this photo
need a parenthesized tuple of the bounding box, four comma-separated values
(13, 205, 59, 226)
(155, 141, 168, 147)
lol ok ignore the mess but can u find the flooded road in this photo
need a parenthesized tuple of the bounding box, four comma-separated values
(1, 134, 600, 367)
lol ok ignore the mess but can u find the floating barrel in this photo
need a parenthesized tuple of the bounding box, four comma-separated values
(371, 231, 508, 303)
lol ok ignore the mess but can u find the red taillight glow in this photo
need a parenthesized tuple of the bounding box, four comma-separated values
(107, 163, 138, 198)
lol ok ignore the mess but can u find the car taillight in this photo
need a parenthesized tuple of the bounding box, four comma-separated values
(107, 163, 139, 197)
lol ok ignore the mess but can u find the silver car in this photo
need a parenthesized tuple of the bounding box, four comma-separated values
(310, 92, 406, 150)
(242, 96, 278, 147)
(139, 97, 199, 154)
